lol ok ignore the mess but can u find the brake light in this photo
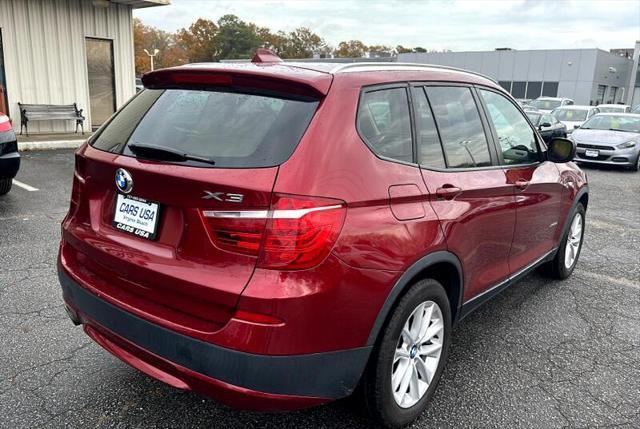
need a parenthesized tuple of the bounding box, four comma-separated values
(200, 212, 267, 257)
(201, 194, 346, 270)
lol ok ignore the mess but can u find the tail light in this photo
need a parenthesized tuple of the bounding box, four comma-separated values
(201, 193, 346, 270)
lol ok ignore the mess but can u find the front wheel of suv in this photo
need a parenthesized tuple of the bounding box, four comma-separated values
(0, 178, 12, 196)
(362, 279, 451, 428)
(543, 203, 585, 279)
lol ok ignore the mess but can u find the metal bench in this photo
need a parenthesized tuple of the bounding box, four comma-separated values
(18, 103, 85, 136)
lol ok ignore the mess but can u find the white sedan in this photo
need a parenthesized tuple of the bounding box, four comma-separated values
(551, 105, 600, 133)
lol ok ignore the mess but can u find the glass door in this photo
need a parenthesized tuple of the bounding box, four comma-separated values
(85, 38, 116, 129)
(0, 29, 8, 115)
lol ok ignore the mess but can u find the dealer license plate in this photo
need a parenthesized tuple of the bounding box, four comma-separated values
(112, 194, 161, 240)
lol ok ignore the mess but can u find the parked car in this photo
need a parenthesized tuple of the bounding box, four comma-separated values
(596, 104, 630, 113)
(572, 113, 640, 171)
(526, 111, 567, 142)
(529, 96, 574, 113)
(57, 51, 588, 428)
(551, 105, 600, 133)
(523, 105, 539, 113)
(0, 114, 19, 195)
(135, 77, 143, 93)
(515, 98, 531, 106)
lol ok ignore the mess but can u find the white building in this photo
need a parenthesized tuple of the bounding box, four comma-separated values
(0, 0, 169, 134)
(399, 45, 640, 106)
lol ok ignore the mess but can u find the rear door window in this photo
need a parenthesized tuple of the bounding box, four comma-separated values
(411, 87, 446, 168)
(91, 89, 319, 168)
(425, 86, 492, 168)
(357, 87, 413, 163)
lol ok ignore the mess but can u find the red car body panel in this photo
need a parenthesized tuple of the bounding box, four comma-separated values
(58, 60, 588, 410)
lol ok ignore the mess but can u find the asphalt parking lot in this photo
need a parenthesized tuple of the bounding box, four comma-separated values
(1, 149, 639, 428)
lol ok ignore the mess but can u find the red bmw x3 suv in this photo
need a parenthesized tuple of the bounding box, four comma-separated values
(58, 49, 588, 427)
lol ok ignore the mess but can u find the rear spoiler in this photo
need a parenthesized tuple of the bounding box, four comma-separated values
(142, 65, 332, 99)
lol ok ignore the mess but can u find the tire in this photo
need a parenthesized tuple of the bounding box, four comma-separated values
(362, 279, 452, 428)
(0, 178, 12, 196)
(631, 155, 640, 172)
(543, 203, 585, 279)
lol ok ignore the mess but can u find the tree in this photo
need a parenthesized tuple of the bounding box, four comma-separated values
(215, 15, 262, 60)
(336, 40, 367, 58)
(395, 45, 413, 54)
(367, 45, 393, 57)
(133, 18, 186, 74)
(285, 27, 329, 58)
(413, 47, 427, 53)
(176, 18, 218, 62)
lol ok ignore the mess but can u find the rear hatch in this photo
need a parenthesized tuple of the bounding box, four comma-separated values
(61, 66, 327, 338)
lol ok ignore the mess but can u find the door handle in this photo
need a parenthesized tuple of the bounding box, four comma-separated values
(435, 185, 462, 200)
(515, 179, 530, 190)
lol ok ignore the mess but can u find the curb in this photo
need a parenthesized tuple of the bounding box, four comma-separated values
(18, 140, 85, 151)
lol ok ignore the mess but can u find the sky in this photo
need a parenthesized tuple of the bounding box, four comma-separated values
(134, 0, 640, 52)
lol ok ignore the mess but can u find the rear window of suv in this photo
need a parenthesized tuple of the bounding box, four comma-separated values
(90, 89, 319, 168)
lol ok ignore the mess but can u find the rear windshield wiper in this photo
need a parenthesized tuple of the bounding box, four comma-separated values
(128, 142, 216, 165)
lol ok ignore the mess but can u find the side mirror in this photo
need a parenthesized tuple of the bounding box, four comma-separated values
(540, 122, 551, 128)
(547, 137, 576, 163)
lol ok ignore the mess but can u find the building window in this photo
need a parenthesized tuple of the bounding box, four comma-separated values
(608, 86, 618, 104)
(542, 82, 559, 97)
(526, 81, 542, 99)
(511, 81, 526, 99)
(596, 85, 607, 105)
(85, 38, 116, 129)
(498, 81, 512, 93)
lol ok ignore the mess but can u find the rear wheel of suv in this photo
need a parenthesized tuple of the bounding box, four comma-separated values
(0, 178, 12, 196)
(362, 279, 451, 428)
(543, 203, 585, 279)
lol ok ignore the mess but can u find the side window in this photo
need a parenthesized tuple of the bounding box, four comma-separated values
(541, 114, 555, 126)
(357, 87, 413, 163)
(425, 86, 492, 168)
(479, 89, 540, 165)
(411, 87, 446, 168)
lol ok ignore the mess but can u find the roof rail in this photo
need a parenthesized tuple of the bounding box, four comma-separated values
(330, 62, 498, 83)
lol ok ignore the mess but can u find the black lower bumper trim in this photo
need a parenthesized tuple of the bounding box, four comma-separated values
(58, 268, 371, 398)
(0, 151, 20, 180)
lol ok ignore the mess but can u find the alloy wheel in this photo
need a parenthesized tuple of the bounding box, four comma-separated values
(391, 300, 444, 408)
(564, 213, 583, 269)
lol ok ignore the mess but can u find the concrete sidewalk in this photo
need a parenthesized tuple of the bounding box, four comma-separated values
(17, 132, 90, 151)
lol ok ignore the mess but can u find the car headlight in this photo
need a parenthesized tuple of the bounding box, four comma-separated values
(617, 140, 637, 149)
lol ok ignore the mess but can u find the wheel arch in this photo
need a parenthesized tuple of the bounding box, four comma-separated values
(560, 185, 589, 241)
(365, 251, 464, 346)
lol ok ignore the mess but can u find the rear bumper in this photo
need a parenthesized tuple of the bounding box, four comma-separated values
(0, 151, 20, 179)
(58, 266, 371, 410)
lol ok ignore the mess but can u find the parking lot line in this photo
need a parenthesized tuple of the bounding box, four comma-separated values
(12, 179, 39, 192)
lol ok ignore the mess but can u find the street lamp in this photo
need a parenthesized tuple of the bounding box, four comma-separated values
(143, 48, 160, 71)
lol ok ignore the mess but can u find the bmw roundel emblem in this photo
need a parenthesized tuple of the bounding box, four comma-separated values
(115, 168, 133, 194)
